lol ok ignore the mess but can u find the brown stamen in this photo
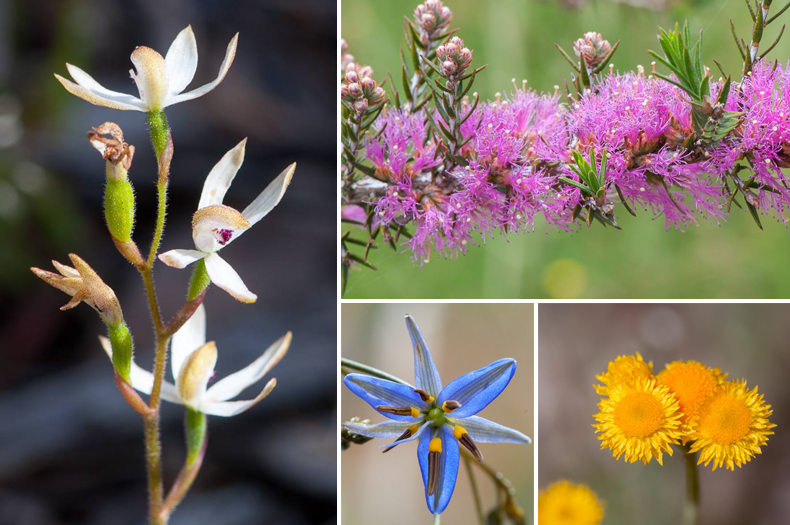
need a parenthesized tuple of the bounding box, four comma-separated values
(377, 405, 417, 417)
(382, 428, 413, 453)
(459, 433, 484, 462)
(414, 388, 433, 402)
(427, 452, 440, 495)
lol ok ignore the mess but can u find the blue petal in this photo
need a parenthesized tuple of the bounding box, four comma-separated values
(378, 421, 430, 450)
(343, 419, 414, 439)
(449, 415, 531, 444)
(405, 315, 443, 398)
(343, 374, 427, 421)
(417, 425, 460, 515)
(437, 358, 516, 418)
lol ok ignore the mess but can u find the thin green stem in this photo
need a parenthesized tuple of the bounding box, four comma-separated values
(147, 180, 168, 269)
(340, 357, 412, 386)
(464, 455, 485, 525)
(684, 446, 700, 525)
(433, 513, 441, 525)
(144, 414, 165, 525)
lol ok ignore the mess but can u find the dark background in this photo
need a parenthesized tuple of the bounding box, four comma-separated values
(0, 1, 336, 524)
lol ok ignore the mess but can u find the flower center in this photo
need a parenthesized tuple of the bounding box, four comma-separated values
(426, 407, 446, 427)
(613, 391, 664, 438)
(698, 395, 752, 445)
(657, 362, 720, 423)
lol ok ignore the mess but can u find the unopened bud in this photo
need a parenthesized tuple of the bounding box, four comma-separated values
(413, 0, 453, 43)
(573, 32, 612, 68)
(108, 321, 133, 383)
(89, 123, 136, 243)
(353, 98, 369, 113)
(442, 60, 457, 75)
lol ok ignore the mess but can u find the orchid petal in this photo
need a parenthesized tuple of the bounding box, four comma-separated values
(437, 358, 516, 418)
(449, 415, 531, 444)
(176, 341, 217, 407)
(417, 425, 459, 515)
(203, 253, 257, 303)
(63, 64, 147, 109)
(197, 139, 247, 209)
(206, 331, 291, 402)
(129, 46, 168, 111)
(405, 315, 443, 398)
(199, 377, 276, 417)
(165, 25, 198, 97)
(158, 249, 205, 269)
(191, 205, 250, 253)
(98, 336, 180, 403)
(55, 70, 145, 111)
(239, 163, 295, 228)
(342, 419, 415, 439)
(343, 374, 427, 421)
(171, 303, 207, 381)
(166, 33, 238, 106)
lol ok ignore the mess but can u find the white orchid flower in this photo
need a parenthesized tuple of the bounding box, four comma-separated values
(100, 304, 291, 417)
(55, 26, 238, 112)
(158, 139, 296, 303)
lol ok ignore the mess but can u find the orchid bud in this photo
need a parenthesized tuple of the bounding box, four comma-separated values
(573, 32, 612, 69)
(185, 408, 208, 466)
(88, 122, 136, 244)
(108, 321, 134, 383)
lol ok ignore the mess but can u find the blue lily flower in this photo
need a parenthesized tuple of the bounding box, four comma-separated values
(343, 315, 531, 515)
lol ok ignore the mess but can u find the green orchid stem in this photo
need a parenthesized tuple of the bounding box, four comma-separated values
(684, 445, 700, 525)
(463, 455, 485, 525)
(340, 357, 412, 386)
(158, 410, 208, 521)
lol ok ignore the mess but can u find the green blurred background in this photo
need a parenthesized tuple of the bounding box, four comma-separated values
(341, 303, 534, 524)
(342, 0, 790, 299)
(540, 304, 790, 525)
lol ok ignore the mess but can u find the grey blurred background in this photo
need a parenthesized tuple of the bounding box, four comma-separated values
(540, 304, 790, 525)
(0, 1, 335, 524)
(341, 303, 534, 524)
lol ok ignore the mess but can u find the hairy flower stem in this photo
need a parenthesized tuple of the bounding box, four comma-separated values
(463, 455, 485, 525)
(684, 446, 700, 525)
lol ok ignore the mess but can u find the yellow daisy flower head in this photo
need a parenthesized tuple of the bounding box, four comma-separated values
(594, 353, 654, 397)
(593, 377, 685, 465)
(689, 380, 776, 471)
(538, 480, 604, 525)
(657, 360, 727, 427)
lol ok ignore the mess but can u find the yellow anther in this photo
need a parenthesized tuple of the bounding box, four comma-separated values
(410, 407, 420, 418)
(408, 423, 420, 433)
(453, 425, 468, 440)
(442, 400, 461, 413)
(429, 437, 443, 453)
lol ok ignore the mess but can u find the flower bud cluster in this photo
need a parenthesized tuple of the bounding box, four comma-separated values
(413, 0, 453, 44)
(340, 39, 373, 79)
(573, 32, 612, 68)
(341, 70, 387, 114)
(436, 36, 472, 77)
